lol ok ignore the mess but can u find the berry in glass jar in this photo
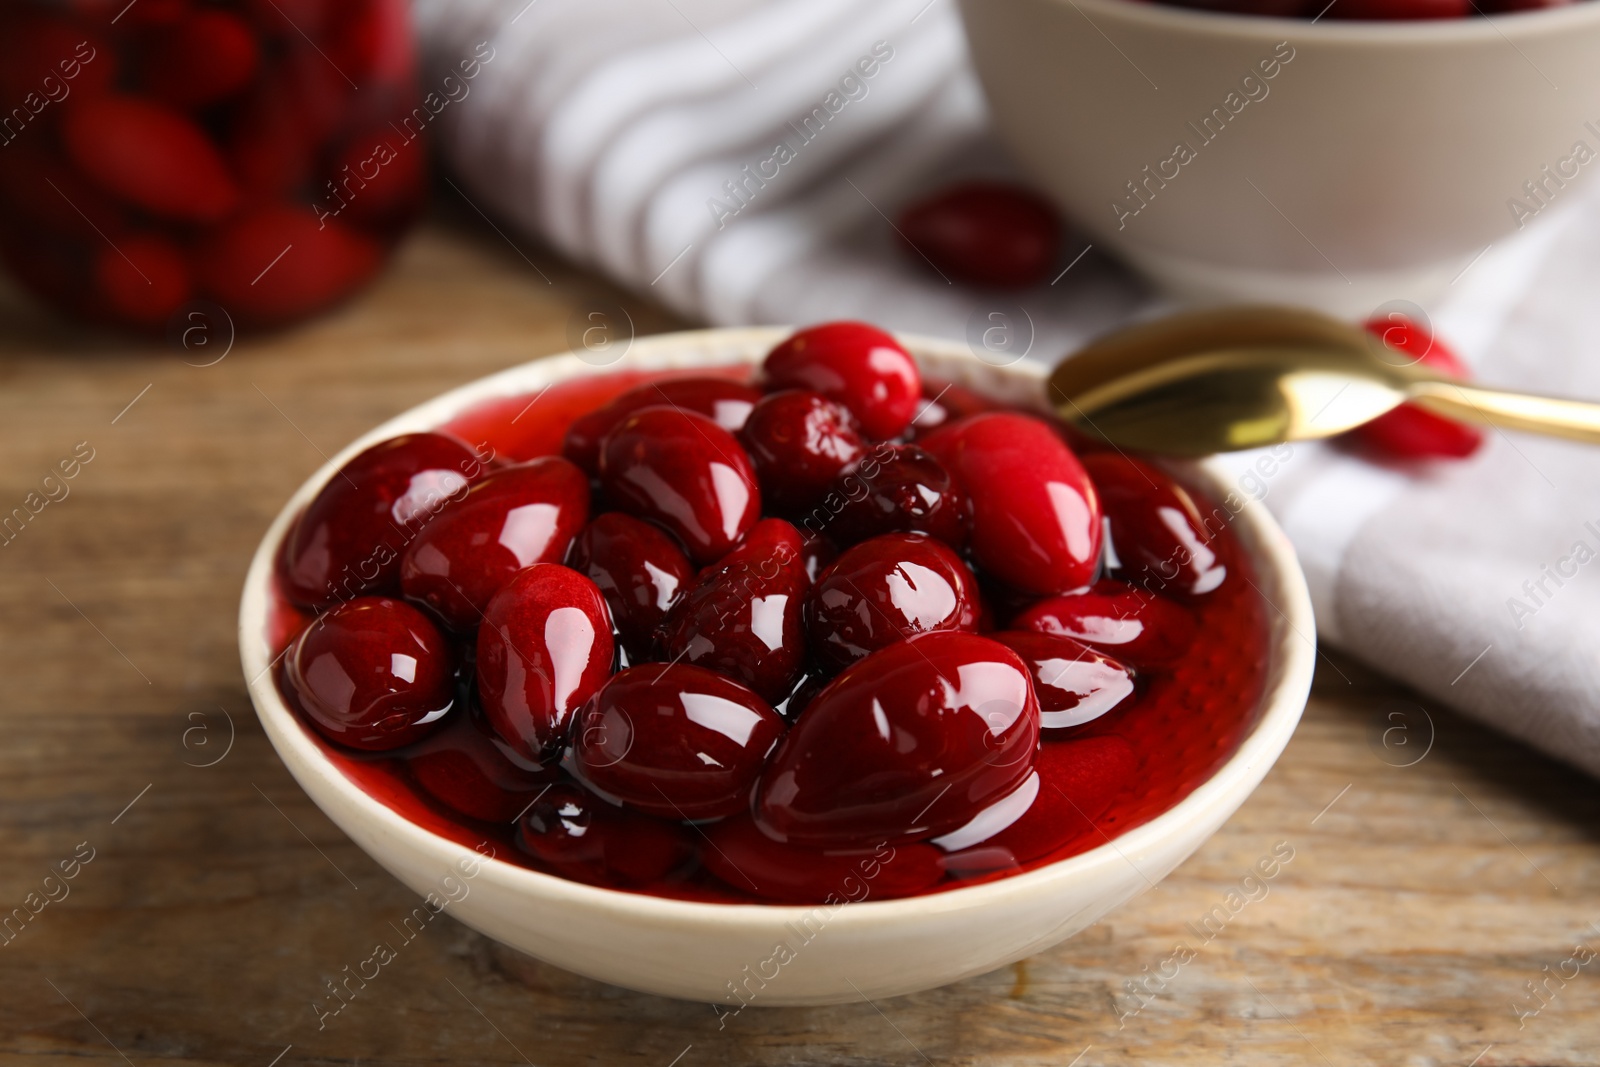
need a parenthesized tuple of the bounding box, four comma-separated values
(897, 181, 1063, 289)
(0, 0, 426, 334)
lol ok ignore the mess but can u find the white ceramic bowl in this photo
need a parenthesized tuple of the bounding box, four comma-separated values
(958, 0, 1600, 314)
(239, 328, 1315, 1006)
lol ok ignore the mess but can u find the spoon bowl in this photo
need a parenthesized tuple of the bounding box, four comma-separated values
(1050, 306, 1600, 455)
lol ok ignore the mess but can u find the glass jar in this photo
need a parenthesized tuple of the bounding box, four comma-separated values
(0, 0, 425, 333)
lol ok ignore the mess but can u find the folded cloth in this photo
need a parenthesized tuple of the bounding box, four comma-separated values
(413, 0, 1600, 778)
(412, 0, 1146, 352)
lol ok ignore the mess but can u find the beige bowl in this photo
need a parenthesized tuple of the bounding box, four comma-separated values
(238, 328, 1314, 1006)
(959, 0, 1600, 314)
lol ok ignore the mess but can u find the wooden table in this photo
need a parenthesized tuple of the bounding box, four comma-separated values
(3, 204, 1597, 1067)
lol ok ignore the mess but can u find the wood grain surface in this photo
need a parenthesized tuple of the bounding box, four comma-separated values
(1, 202, 1596, 1067)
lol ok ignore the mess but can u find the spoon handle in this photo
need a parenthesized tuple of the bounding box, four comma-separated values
(1406, 380, 1600, 445)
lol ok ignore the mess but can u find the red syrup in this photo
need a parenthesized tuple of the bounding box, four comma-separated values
(264, 368, 1271, 904)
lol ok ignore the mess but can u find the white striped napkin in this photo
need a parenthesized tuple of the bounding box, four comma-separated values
(412, 0, 1600, 779)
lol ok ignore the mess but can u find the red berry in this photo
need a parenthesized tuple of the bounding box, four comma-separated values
(194, 205, 383, 325)
(573, 665, 785, 821)
(142, 10, 260, 109)
(700, 818, 944, 902)
(562, 376, 759, 476)
(598, 406, 761, 565)
(824, 443, 970, 548)
(279, 432, 487, 609)
(285, 597, 454, 750)
(409, 705, 560, 823)
(567, 512, 695, 661)
(61, 95, 240, 223)
(1345, 317, 1485, 460)
(897, 181, 1062, 289)
(1014, 580, 1196, 671)
(659, 518, 810, 703)
(476, 564, 615, 762)
(399, 457, 589, 630)
(921, 412, 1102, 595)
(516, 781, 693, 885)
(93, 234, 191, 328)
(739, 391, 866, 516)
(991, 630, 1135, 736)
(806, 532, 979, 671)
(939, 737, 1134, 876)
(1083, 453, 1229, 600)
(763, 322, 921, 440)
(754, 631, 1039, 848)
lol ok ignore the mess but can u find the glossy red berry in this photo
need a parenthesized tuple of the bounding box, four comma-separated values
(194, 206, 383, 325)
(1345, 317, 1485, 459)
(598, 406, 761, 565)
(409, 706, 560, 823)
(755, 631, 1039, 848)
(285, 597, 454, 751)
(62, 95, 240, 223)
(659, 518, 810, 703)
(701, 818, 944, 902)
(563, 377, 760, 476)
(567, 512, 695, 660)
(517, 781, 693, 885)
(279, 432, 487, 609)
(1014, 580, 1196, 671)
(921, 412, 1101, 595)
(763, 322, 922, 440)
(939, 737, 1135, 876)
(399, 457, 589, 630)
(1083, 453, 1229, 600)
(826, 443, 970, 548)
(739, 391, 866, 516)
(806, 532, 979, 671)
(897, 181, 1062, 289)
(573, 665, 786, 820)
(142, 9, 260, 108)
(476, 563, 615, 762)
(991, 630, 1135, 736)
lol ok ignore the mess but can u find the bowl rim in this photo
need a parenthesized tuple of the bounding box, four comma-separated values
(239, 325, 1316, 930)
(1019, 0, 1600, 43)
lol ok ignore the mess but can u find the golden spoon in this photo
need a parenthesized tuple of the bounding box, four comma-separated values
(1048, 305, 1600, 456)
